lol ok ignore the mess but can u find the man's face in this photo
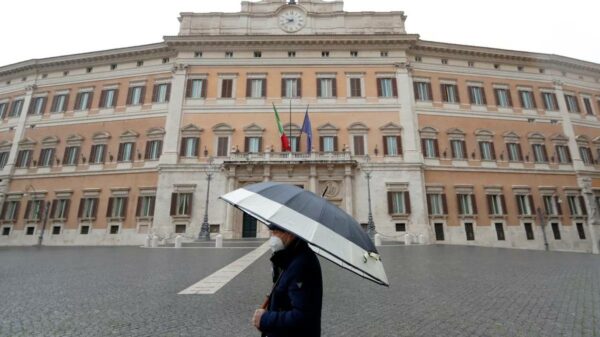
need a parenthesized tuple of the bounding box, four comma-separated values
(270, 229, 295, 247)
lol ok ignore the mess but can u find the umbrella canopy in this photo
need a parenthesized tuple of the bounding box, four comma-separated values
(220, 181, 389, 286)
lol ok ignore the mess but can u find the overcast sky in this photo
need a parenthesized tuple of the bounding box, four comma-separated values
(1, 0, 598, 67)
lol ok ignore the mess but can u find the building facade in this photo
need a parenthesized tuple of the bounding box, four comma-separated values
(0, 0, 599, 252)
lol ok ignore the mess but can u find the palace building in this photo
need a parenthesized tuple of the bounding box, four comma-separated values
(0, 0, 599, 252)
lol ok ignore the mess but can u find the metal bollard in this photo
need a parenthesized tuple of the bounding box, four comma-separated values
(144, 235, 151, 248)
(215, 234, 223, 248)
(374, 233, 382, 247)
(404, 233, 411, 245)
(174, 235, 182, 248)
(151, 235, 159, 248)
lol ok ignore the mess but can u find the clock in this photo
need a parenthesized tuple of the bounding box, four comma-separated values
(278, 8, 306, 33)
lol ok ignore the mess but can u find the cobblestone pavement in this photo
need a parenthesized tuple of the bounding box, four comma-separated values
(1, 244, 599, 337)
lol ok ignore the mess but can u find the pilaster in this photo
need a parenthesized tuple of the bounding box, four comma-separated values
(395, 63, 421, 163)
(553, 80, 585, 171)
(159, 63, 188, 165)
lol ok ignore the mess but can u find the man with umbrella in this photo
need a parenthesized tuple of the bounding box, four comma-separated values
(252, 226, 323, 337)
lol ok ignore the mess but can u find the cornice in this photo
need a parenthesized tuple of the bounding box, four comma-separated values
(412, 40, 600, 76)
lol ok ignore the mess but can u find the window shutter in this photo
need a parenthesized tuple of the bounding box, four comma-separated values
(106, 198, 114, 217)
(500, 195, 507, 215)
(531, 93, 537, 108)
(316, 79, 322, 97)
(421, 139, 426, 154)
(117, 143, 124, 161)
(91, 199, 98, 218)
(186, 193, 193, 216)
(201, 80, 207, 98)
(397, 136, 402, 155)
(376, 79, 382, 97)
(157, 141, 163, 158)
(541, 144, 548, 162)
(194, 138, 200, 156)
(462, 140, 467, 158)
(27, 99, 34, 115)
(319, 137, 324, 152)
(258, 138, 263, 152)
(490, 143, 496, 160)
(441, 84, 448, 102)
(481, 88, 487, 105)
(555, 196, 562, 215)
(457, 194, 463, 214)
(261, 79, 267, 97)
(528, 195, 535, 213)
(246, 79, 252, 97)
(74, 93, 82, 110)
(170, 193, 177, 215)
(112, 90, 119, 106)
(516, 196, 523, 215)
(506, 90, 513, 106)
(135, 196, 142, 217)
(413, 82, 419, 100)
(426, 194, 432, 214)
(186, 79, 193, 98)
(149, 197, 155, 216)
(77, 199, 84, 218)
(434, 140, 440, 157)
(144, 141, 151, 159)
(86, 92, 94, 109)
(89, 145, 97, 163)
(471, 194, 478, 214)
(487, 195, 493, 214)
(383, 136, 388, 156)
(551, 94, 558, 110)
(0, 202, 6, 219)
(387, 192, 393, 214)
(566, 146, 572, 163)
(126, 87, 133, 105)
(297, 78, 302, 97)
(391, 79, 398, 97)
(518, 91, 525, 108)
(50, 200, 57, 218)
(122, 198, 128, 219)
(427, 83, 433, 101)
(24, 201, 32, 220)
(579, 196, 587, 215)
(442, 194, 448, 214)
(51, 95, 58, 112)
(99, 90, 107, 108)
(517, 144, 523, 161)
(179, 138, 186, 156)
(450, 140, 456, 158)
(152, 84, 159, 102)
(138, 87, 146, 104)
(331, 78, 337, 97)
(404, 192, 411, 214)
(281, 79, 286, 97)
(468, 87, 474, 104)
(333, 136, 338, 152)
(244, 137, 250, 152)
(64, 200, 70, 220)
(13, 202, 20, 221)
(494, 89, 501, 106)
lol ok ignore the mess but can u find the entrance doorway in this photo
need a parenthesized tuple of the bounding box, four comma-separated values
(242, 212, 257, 238)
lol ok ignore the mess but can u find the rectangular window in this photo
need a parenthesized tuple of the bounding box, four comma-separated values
(0, 151, 9, 168)
(494, 88, 513, 107)
(583, 97, 593, 115)
(9, 99, 24, 117)
(506, 143, 523, 161)
(479, 141, 496, 160)
(117, 142, 135, 162)
(25, 199, 43, 221)
(519, 90, 536, 109)
(395, 223, 406, 232)
(89, 144, 106, 164)
(434, 223, 445, 241)
(1, 201, 20, 221)
(51, 94, 69, 113)
(468, 86, 486, 105)
(77, 198, 98, 219)
(576, 223, 586, 240)
(495, 223, 505, 241)
(127, 86, 145, 105)
(63, 146, 80, 165)
(555, 145, 572, 164)
(349, 78, 362, 97)
(245, 137, 262, 153)
(186, 79, 207, 98)
(30, 97, 47, 115)
(170, 193, 193, 216)
(320, 136, 337, 152)
(221, 79, 234, 98)
(353, 135, 365, 156)
(422, 138, 439, 158)
(543, 195, 561, 216)
(524, 222, 534, 240)
(217, 137, 229, 157)
(152, 83, 171, 103)
(532, 144, 548, 163)
(383, 136, 402, 156)
(75, 92, 93, 110)
(38, 148, 55, 167)
(136, 196, 156, 217)
(427, 194, 446, 215)
(457, 194, 477, 215)
(542, 92, 558, 111)
(317, 78, 337, 98)
(16, 149, 32, 168)
(567, 195, 587, 216)
(80, 225, 90, 235)
(51, 199, 70, 219)
(387, 191, 410, 214)
(26, 227, 35, 235)
(282, 78, 301, 98)
(450, 140, 466, 159)
(551, 223, 561, 240)
(0, 102, 7, 119)
(246, 79, 266, 98)
(414, 81, 432, 101)
(564, 94, 580, 113)
(144, 140, 163, 160)
(377, 78, 397, 98)
(1, 227, 10, 236)
(180, 137, 199, 157)
(289, 136, 299, 153)
(109, 225, 119, 234)
(175, 224, 187, 234)
(579, 147, 593, 165)
(487, 194, 506, 215)
(100, 89, 118, 108)
(441, 84, 459, 103)
(465, 223, 475, 241)
(516, 195, 534, 215)
(106, 197, 128, 219)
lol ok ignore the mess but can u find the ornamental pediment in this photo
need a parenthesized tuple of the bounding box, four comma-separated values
(243, 123, 265, 133)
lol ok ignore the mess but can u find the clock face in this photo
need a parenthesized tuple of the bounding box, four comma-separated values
(278, 9, 306, 33)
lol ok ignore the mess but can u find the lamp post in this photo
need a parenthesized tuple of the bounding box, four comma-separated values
(198, 157, 216, 241)
(582, 178, 599, 255)
(362, 155, 376, 242)
(24, 184, 51, 246)
(536, 207, 549, 251)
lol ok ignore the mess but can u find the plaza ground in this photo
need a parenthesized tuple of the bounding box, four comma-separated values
(0, 244, 599, 336)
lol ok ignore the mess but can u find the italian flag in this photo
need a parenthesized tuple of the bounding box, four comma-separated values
(273, 103, 291, 152)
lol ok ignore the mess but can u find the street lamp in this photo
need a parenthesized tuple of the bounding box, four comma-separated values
(198, 157, 217, 241)
(536, 207, 549, 251)
(24, 184, 51, 246)
(362, 155, 376, 242)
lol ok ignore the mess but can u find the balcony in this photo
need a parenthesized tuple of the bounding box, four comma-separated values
(224, 151, 354, 164)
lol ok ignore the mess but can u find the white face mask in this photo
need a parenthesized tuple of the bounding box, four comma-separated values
(269, 235, 285, 252)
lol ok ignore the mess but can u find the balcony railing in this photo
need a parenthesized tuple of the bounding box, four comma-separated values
(226, 151, 353, 162)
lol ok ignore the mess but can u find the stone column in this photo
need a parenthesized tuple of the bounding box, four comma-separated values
(3, 85, 36, 175)
(395, 63, 421, 164)
(263, 165, 271, 182)
(160, 63, 188, 165)
(223, 166, 236, 239)
(554, 80, 584, 171)
(344, 164, 353, 216)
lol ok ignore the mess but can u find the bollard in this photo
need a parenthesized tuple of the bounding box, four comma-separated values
(374, 233, 382, 247)
(215, 234, 223, 248)
(144, 235, 151, 248)
(404, 233, 411, 245)
(151, 235, 159, 248)
(174, 235, 182, 248)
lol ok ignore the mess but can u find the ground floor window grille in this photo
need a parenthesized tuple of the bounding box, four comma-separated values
(524, 222, 534, 240)
(495, 223, 505, 241)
